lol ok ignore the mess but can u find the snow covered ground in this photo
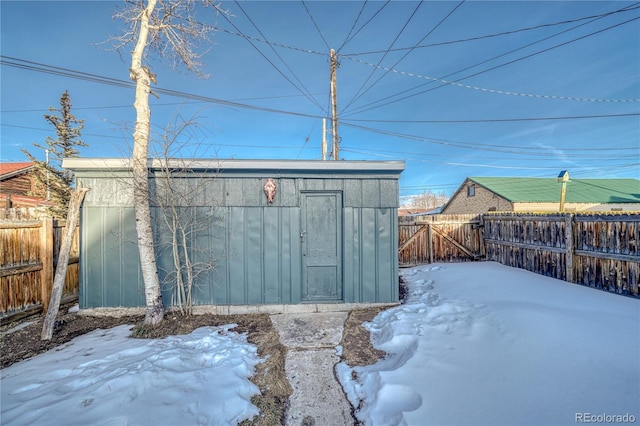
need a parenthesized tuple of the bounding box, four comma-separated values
(1, 324, 261, 425)
(2, 262, 638, 426)
(338, 262, 640, 426)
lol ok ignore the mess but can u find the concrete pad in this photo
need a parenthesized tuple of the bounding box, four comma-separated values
(284, 349, 353, 426)
(270, 312, 348, 349)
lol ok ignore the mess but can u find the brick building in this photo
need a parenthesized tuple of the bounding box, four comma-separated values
(441, 177, 640, 214)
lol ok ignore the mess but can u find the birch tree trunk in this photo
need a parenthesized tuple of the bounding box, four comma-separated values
(41, 187, 89, 340)
(131, 0, 164, 325)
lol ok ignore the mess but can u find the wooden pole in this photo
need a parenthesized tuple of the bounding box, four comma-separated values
(330, 48, 339, 160)
(559, 181, 567, 212)
(42, 187, 89, 340)
(321, 117, 327, 160)
(565, 214, 574, 283)
(40, 216, 53, 313)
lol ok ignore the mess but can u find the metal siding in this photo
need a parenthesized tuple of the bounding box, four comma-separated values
(322, 178, 345, 192)
(361, 180, 381, 208)
(263, 207, 281, 303)
(289, 208, 302, 303)
(376, 208, 393, 302)
(82, 208, 103, 308)
(211, 209, 229, 304)
(207, 178, 225, 206)
(191, 207, 213, 304)
(120, 208, 144, 306)
(246, 208, 263, 303)
(342, 207, 356, 303)
(103, 208, 124, 306)
(152, 206, 175, 306)
(243, 179, 262, 207)
(228, 207, 246, 303)
(225, 179, 244, 206)
(380, 179, 399, 208)
(344, 179, 362, 208)
(75, 164, 401, 308)
(279, 208, 294, 303)
(303, 178, 324, 191)
(279, 178, 298, 207)
(360, 208, 378, 301)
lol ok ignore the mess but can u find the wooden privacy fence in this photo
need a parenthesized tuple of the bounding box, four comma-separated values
(400, 212, 639, 297)
(399, 214, 483, 265)
(0, 214, 79, 320)
(483, 213, 639, 297)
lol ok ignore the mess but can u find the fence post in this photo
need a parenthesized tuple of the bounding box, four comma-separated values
(565, 214, 574, 283)
(40, 216, 53, 312)
(427, 223, 434, 264)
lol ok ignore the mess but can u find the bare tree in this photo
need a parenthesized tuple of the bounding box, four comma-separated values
(112, 0, 226, 325)
(152, 115, 220, 315)
(403, 190, 449, 210)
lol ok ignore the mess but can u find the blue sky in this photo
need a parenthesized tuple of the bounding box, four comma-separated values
(1, 1, 639, 199)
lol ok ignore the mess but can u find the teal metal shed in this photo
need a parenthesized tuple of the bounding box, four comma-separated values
(63, 159, 404, 310)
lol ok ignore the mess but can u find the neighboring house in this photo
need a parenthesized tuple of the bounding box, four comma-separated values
(441, 176, 640, 214)
(63, 158, 405, 311)
(0, 162, 53, 208)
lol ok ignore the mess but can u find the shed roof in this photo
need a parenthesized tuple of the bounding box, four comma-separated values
(469, 177, 640, 204)
(63, 158, 405, 176)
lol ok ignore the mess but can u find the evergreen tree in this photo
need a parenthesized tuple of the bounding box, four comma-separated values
(22, 91, 86, 217)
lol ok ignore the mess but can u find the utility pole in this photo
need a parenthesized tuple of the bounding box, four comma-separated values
(330, 48, 339, 160)
(321, 118, 327, 160)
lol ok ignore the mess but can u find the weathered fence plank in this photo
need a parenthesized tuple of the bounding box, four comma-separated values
(400, 212, 639, 297)
(0, 211, 79, 320)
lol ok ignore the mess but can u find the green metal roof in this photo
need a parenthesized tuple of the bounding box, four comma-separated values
(469, 177, 640, 204)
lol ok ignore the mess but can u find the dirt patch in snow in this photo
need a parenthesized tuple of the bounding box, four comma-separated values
(1, 305, 385, 425)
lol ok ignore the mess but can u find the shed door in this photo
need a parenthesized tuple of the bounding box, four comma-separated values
(301, 192, 342, 302)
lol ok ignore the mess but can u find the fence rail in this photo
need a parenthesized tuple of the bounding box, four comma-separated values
(0, 212, 79, 321)
(400, 212, 640, 297)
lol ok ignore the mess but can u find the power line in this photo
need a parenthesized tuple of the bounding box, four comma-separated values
(301, 0, 330, 51)
(343, 1, 424, 112)
(343, 3, 640, 56)
(343, 14, 640, 116)
(0, 56, 325, 120)
(226, 1, 326, 113)
(341, 122, 639, 154)
(338, 0, 391, 52)
(343, 147, 640, 172)
(337, 1, 368, 53)
(343, 112, 640, 124)
(1, 93, 329, 113)
(343, 0, 465, 115)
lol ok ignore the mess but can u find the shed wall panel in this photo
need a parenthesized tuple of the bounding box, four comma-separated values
(228, 207, 247, 303)
(344, 180, 362, 208)
(362, 180, 381, 208)
(246, 208, 264, 303)
(263, 207, 281, 303)
(211, 210, 229, 304)
(75, 162, 402, 308)
(360, 208, 378, 301)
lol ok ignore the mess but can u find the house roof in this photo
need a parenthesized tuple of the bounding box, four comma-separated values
(469, 177, 640, 204)
(0, 162, 34, 179)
